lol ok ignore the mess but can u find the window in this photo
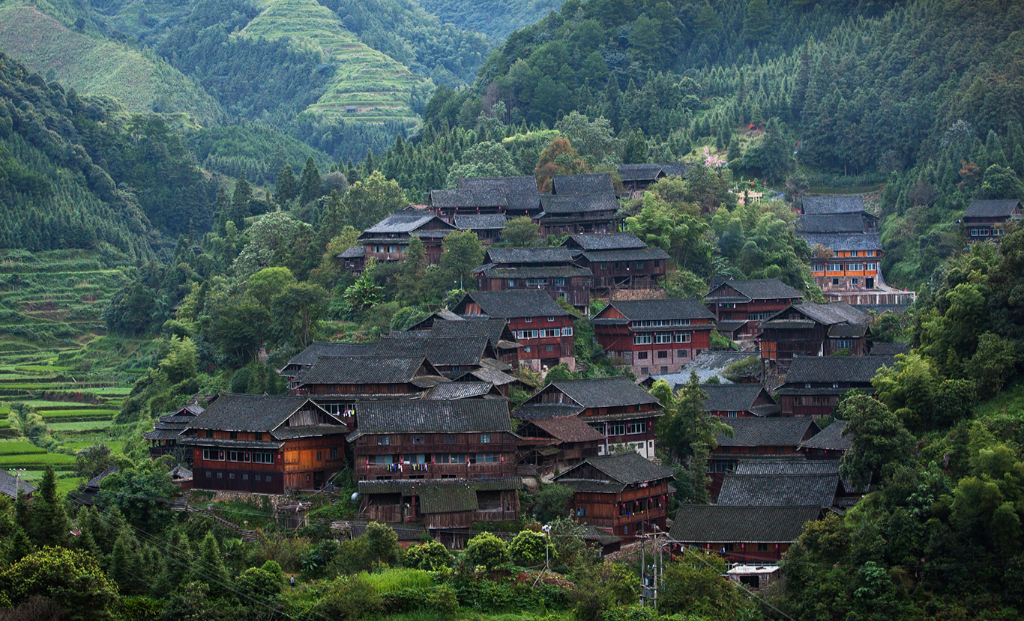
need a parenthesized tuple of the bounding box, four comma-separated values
(202, 449, 225, 461)
(832, 278, 840, 286)
(827, 262, 844, 272)
(757, 543, 769, 552)
(654, 260, 660, 267)
(640, 367, 649, 375)
(230, 432, 238, 440)
(205, 430, 213, 439)
(851, 251, 859, 257)
(548, 316, 555, 322)
(627, 422, 645, 435)
(609, 423, 626, 436)
(633, 334, 652, 345)
(438, 454, 465, 464)
(254, 474, 260, 481)
(678, 350, 688, 357)
(561, 326, 573, 336)
(674, 333, 691, 343)
(265, 475, 271, 483)
(836, 340, 853, 350)
(671, 318, 691, 326)
(637, 352, 648, 359)
(576, 506, 587, 517)
(524, 317, 532, 322)
(217, 472, 223, 479)
(555, 278, 565, 286)
(205, 472, 212, 478)
(600, 262, 607, 269)
(477, 453, 497, 463)
(229, 473, 235, 480)
(636, 261, 644, 269)
(851, 278, 859, 286)
(243, 452, 251, 463)
(444, 434, 456, 444)
(848, 263, 863, 272)
(228, 451, 239, 462)
(657, 350, 668, 359)
(330, 447, 338, 460)
(866, 263, 877, 271)
(413, 435, 424, 444)
(254, 432, 262, 441)
(724, 543, 735, 551)
(480, 434, 491, 444)
(654, 332, 672, 344)
(812, 263, 824, 272)
(524, 347, 531, 353)
(728, 411, 738, 418)
(316, 451, 322, 461)
(368, 455, 393, 466)
(508, 280, 516, 287)
(377, 436, 390, 445)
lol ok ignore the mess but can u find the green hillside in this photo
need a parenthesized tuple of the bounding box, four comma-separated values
(0, 3, 222, 124)
(415, 0, 561, 40)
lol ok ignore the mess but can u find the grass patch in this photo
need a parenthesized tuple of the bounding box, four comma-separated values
(0, 453, 76, 467)
(0, 441, 48, 455)
(48, 420, 114, 432)
(974, 381, 1024, 420)
(361, 569, 436, 594)
(62, 439, 123, 453)
(38, 409, 118, 419)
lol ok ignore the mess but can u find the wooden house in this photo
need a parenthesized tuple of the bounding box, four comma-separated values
(421, 317, 522, 370)
(143, 403, 203, 461)
(294, 355, 448, 419)
(430, 176, 542, 221)
(802, 232, 884, 292)
(801, 195, 869, 217)
(452, 290, 576, 372)
(279, 342, 378, 390)
(472, 247, 592, 309)
(0, 469, 36, 499)
(776, 356, 894, 417)
(554, 452, 675, 541)
(617, 163, 688, 197)
(181, 394, 349, 494)
(669, 505, 823, 564)
(72, 466, 119, 506)
(758, 302, 869, 362)
(704, 278, 804, 340)
(513, 377, 663, 459)
(349, 214, 457, 271)
(799, 419, 852, 460)
(423, 382, 506, 400)
(703, 384, 779, 418)
(592, 298, 716, 376)
(537, 174, 623, 235)
(357, 478, 521, 534)
(708, 417, 820, 498)
(717, 470, 841, 509)
(375, 333, 506, 380)
(348, 400, 518, 483)
(963, 199, 1022, 242)
(561, 233, 669, 291)
(516, 416, 604, 473)
(454, 214, 507, 245)
(339, 245, 366, 273)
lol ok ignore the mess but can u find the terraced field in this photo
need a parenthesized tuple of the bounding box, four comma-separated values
(0, 249, 159, 485)
(239, 0, 427, 126)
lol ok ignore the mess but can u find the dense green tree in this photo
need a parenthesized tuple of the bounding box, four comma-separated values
(364, 522, 400, 569)
(30, 467, 70, 549)
(464, 532, 508, 569)
(273, 282, 329, 348)
(839, 394, 915, 488)
(439, 230, 484, 290)
(298, 157, 323, 206)
(499, 216, 542, 247)
(403, 541, 453, 571)
(0, 547, 118, 621)
(246, 267, 297, 310)
(275, 164, 297, 204)
(343, 171, 409, 230)
(231, 172, 252, 229)
(98, 466, 178, 533)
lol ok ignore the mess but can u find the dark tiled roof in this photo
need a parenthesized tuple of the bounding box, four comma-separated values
(563, 232, 647, 251)
(828, 323, 868, 338)
(143, 429, 184, 441)
(339, 245, 365, 258)
(715, 320, 747, 336)
(702, 385, 775, 413)
(86, 466, 120, 490)
(285, 342, 379, 368)
(540, 193, 619, 214)
(363, 214, 454, 234)
(477, 266, 593, 279)
(781, 302, 868, 326)
(430, 189, 508, 209)
(796, 213, 869, 234)
(459, 290, 570, 319)
(555, 451, 675, 486)
(546, 377, 660, 409)
(0, 470, 37, 498)
(376, 334, 490, 367)
(596, 298, 715, 322)
(617, 164, 665, 182)
(582, 524, 622, 546)
(466, 361, 519, 387)
(869, 342, 909, 356)
(707, 278, 804, 301)
(798, 232, 882, 252)
(511, 404, 584, 420)
(716, 417, 819, 447)
(185, 394, 330, 433)
(556, 479, 627, 494)
(528, 417, 605, 443)
(669, 505, 822, 543)
(734, 459, 840, 476)
(964, 199, 1022, 219)
(429, 318, 510, 350)
(802, 195, 865, 215)
(170, 465, 192, 479)
(799, 420, 852, 451)
(424, 382, 499, 400)
(716, 473, 839, 507)
(454, 214, 508, 230)
(784, 356, 894, 384)
(352, 400, 513, 435)
(485, 247, 576, 265)
(272, 424, 350, 440)
(580, 247, 670, 262)
(458, 176, 542, 212)
(552, 173, 615, 196)
(298, 356, 432, 386)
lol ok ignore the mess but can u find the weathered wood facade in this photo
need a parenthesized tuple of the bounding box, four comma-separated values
(669, 505, 823, 564)
(758, 302, 869, 363)
(472, 247, 592, 310)
(358, 478, 521, 535)
(561, 233, 668, 291)
(776, 356, 894, 417)
(144, 403, 203, 461)
(704, 279, 803, 339)
(963, 199, 1022, 242)
(537, 174, 624, 236)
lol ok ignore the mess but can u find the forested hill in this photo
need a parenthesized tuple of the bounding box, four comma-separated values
(0, 51, 215, 257)
(428, 0, 1024, 288)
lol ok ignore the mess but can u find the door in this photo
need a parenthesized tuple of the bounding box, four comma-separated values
(866, 277, 874, 289)
(313, 470, 325, 489)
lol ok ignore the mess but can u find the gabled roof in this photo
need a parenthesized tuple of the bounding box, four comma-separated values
(184, 394, 340, 434)
(298, 356, 438, 386)
(828, 323, 868, 338)
(707, 278, 804, 302)
(796, 213, 870, 234)
(86, 466, 120, 490)
(475, 266, 593, 279)
(716, 417, 819, 447)
(484, 247, 576, 265)
(717, 473, 839, 507)
(430, 189, 508, 209)
(456, 290, 570, 319)
(702, 385, 777, 414)
(424, 382, 502, 400)
(799, 419, 852, 451)
(734, 459, 841, 476)
(540, 377, 660, 409)
(579, 247, 670, 262)
(428, 318, 515, 351)
(362, 214, 455, 235)
(802, 195, 865, 215)
(555, 451, 674, 486)
(552, 173, 615, 196)
(772, 302, 868, 326)
(669, 505, 822, 543)
(375, 334, 491, 367)
(511, 404, 585, 421)
(458, 176, 542, 212)
(284, 341, 379, 368)
(964, 199, 1022, 219)
(526, 416, 605, 443)
(562, 232, 647, 251)
(454, 214, 508, 230)
(783, 356, 894, 385)
(339, 245, 365, 259)
(0, 469, 37, 498)
(594, 298, 715, 322)
(352, 400, 513, 436)
(617, 164, 664, 182)
(798, 232, 882, 252)
(540, 193, 619, 214)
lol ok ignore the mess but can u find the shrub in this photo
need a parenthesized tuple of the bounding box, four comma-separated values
(404, 541, 453, 571)
(508, 530, 549, 567)
(463, 532, 508, 570)
(313, 574, 382, 621)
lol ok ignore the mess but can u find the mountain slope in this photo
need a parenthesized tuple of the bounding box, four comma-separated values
(0, 3, 222, 124)
(414, 0, 560, 40)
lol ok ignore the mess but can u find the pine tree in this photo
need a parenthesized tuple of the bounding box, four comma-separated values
(743, 0, 772, 45)
(728, 135, 742, 162)
(1013, 144, 1024, 177)
(298, 157, 322, 206)
(275, 164, 297, 205)
(231, 172, 252, 230)
(199, 531, 230, 596)
(111, 528, 147, 595)
(31, 466, 70, 548)
(396, 236, 426, 304)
